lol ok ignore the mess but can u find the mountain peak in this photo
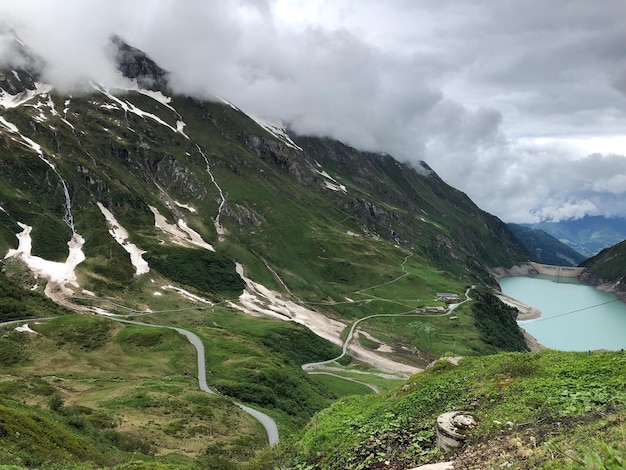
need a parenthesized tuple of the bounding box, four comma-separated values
(110, 35, 169, 90)
(0, 25, 43, 94)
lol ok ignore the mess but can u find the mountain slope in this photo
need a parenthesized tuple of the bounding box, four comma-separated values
(525, 215, 626, 257)
(0, 35, 538, 467)
(507, 223, 586, 266)
(0, 35, 531, 316)
(263, 350, 626, 469)
(580, 239, 626, 301)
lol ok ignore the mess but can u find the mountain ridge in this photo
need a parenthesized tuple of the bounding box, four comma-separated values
(506, 223, 586, 266)
(523, 215, 626, 257)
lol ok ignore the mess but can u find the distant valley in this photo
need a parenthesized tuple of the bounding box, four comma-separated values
(521, 215, 626, 257)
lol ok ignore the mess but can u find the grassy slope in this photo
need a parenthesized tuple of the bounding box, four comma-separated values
(0, 81, 537, 468)
(507, 223, 587, 267)
(257, 350, 626, 470)
(581, 239, 626, 281)
(0, 268, 71, 323)
(0, 312, 340, 468)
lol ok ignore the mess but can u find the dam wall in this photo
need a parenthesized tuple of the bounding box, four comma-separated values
(529, 262, 584, 278)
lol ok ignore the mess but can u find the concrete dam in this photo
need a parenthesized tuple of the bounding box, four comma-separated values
(529, 262, 584, 278)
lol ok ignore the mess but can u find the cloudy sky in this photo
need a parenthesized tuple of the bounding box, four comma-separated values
(2, 0, 626, 223)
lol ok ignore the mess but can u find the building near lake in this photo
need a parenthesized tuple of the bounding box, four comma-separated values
(425, 306, 446, 312)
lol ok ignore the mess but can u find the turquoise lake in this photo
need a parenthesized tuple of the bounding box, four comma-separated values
(499, 275, 626, 351)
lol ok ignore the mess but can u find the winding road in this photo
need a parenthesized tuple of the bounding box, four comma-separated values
(111, 318, 279, 445)
(301, 285, 474, 387)
(0, 317, 279, 446)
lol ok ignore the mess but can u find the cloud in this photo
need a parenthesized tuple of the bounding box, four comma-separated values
(1, 0, 626, 223)
(0, 1, 140, 91)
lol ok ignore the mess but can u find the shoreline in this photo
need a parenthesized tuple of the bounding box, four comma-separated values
(494, 292, 545, 351)
(495, 292, 542, 321)
(492, 264, 626, 352)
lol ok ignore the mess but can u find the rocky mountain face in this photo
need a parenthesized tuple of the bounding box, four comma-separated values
(0, 35, 529, 312)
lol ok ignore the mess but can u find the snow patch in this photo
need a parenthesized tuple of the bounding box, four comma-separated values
(149, 206, 215, 251)
(91, 307, 115, 316)
(4, 223, 85, 297)
(314, 168, 347, 193)
(0, 116, 18, 133)
(97, 202, 150, 275)
(233, 263, 420, 375)
(130, 85, 189, 138)
(47, 95, 59, 117)
(162, 285, 212, 304)
(215, 95, 240, 111)
(173, 201, 197, 213)
(324, 181, 347, 192)
(317, 169, 337, 182)
(134, 88, 172, 106)
(0, 82, 52, 109)
(248, 115, 303, 151)
(231, 263, 346, 347)
(15, 324, 37, 334)
(99, 103, 119, 110)
(94, 83, 188, 139)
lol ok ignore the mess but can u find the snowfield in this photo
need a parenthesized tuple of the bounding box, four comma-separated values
(4, 223, 86, 297)
(150, 205, 215, 252)
(97, 202, 150, 275)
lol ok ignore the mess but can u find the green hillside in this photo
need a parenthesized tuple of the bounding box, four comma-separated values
(507, 223, 586, 266)
(580, 239, 626, 300)
(0, 312, 341, 468)
(259, 350, 626, 469)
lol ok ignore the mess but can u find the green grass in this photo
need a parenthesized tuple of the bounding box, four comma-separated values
(0, 314, 269, 468)
(255, 350, 626, 469)
(141, 307, 341, 433)
(309, 374, 375, 397)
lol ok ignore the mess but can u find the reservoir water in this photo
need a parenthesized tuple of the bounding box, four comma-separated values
(499, 275, 626, 351)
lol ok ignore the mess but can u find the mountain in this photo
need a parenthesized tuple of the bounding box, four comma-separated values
(0, 34, 529, 307)
(507, 223, 586, 266)
(580, 239, 626, 301)
(524, 215, 626, 257)
(0, 35, 543, 467)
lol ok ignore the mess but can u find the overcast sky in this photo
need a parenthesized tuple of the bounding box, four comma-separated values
(2, 0, 626, 223)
